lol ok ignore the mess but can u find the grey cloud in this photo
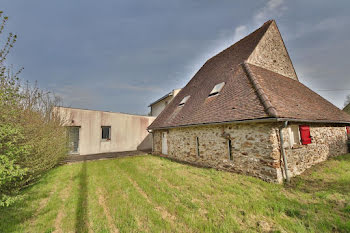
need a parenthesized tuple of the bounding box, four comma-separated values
(2, 0, 350, 114)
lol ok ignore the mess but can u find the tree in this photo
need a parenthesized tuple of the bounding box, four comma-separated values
(344, 94, 350, 108)
(0, 10, 28, 207)
(0, 11, 67, 207)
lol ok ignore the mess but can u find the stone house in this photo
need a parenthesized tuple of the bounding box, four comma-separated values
(149, 88, 182, 116)
(148, 20, 350, 183)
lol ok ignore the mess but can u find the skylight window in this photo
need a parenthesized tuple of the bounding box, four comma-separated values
(179, 95, 190, 106)
(209, 82, 225, 96)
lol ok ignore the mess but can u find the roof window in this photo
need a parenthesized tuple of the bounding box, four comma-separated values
(179, 95, 190, 106)
(209, 82, 225, 96)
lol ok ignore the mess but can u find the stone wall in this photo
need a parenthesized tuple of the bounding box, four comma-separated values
(153, 122, 348, 183)
(271, 123, 348, 179)
(247, 21, 298, 81)
(153, 123, 282, 183)
(153, 130, 162, 153)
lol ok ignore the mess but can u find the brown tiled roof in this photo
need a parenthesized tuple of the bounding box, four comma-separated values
(247, 64, 350, 123)
(148, 20, 350, 130)
(148, 21, 273, 129)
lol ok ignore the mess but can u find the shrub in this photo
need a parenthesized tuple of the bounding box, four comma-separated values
(0, 11, 67, 206)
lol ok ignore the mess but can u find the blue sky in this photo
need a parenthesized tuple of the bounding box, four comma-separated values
(2, 0, 350, 114)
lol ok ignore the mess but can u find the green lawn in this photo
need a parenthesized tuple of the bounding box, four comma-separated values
(1, 154, 350, 233)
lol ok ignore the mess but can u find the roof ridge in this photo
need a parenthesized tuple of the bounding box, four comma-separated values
(202, 20, 273, 66)
(242, 61, 278, 118)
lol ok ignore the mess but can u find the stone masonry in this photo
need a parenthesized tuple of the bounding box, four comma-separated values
(247, 21, 298, 81)
(272, 124, 348, 179)
(153, 123, 280, 182)
(152, 123, 348, 183)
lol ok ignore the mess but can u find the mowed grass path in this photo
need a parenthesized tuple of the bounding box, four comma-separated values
(1, 154, 350, 233)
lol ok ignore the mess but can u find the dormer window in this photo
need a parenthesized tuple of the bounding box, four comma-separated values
(209, 82, 225, 96)
(179, 95, 190, 106)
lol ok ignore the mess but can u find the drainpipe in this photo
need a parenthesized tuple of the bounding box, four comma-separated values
(279, 121, 290, 182)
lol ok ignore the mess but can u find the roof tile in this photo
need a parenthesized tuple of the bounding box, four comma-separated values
(148, 20, 350, 130)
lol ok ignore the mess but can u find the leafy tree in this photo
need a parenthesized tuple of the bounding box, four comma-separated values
(344, 94, 350, 108)
(0, 11, 67, 207)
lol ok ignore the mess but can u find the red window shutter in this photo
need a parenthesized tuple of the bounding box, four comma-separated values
(347, 126, 350, 135)
(299, 125, 312, 145)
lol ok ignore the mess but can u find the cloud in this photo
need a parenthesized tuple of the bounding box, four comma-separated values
(288, 15, 350, 40)
(254, 0, 286, 23)
(232, 0, 287, 43)
(51, 84, 101, 108)
(202, 0, 287, 62)
(232, 25, 249, 42)
(107, 83, 165, 93)
(185, 0, 288, 82)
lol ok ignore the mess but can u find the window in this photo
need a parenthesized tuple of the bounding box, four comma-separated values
(101, 126, 111, 140)
(209, 82, 225, 96)
(228, 139, 233, 160)
(288, 125, 301, 147)
(196, 137, 200, 157)
(179, 95, 190, 106)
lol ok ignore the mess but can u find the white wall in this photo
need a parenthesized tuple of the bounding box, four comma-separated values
(151, 95, 173, 116)
(57, 107, 155, 155)
(150, 88, 181, 116)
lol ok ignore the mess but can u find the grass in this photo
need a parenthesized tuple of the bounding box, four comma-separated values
(0, 154, 350, 233)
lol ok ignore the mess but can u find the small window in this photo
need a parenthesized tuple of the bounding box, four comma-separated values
(209, 82, 225, 96)
(196, 137, 200, 157)
(101, 126, 111, 140)
(228, 139, 233, 160)
(288, 125, 301, 147)
(179, 95, 190, 106)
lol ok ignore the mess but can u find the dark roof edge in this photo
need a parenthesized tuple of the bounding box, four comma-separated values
(148, 117, 350, 131)
(148, 118, 278, 130)
(54, 106, 154, 118)
(276, 118, 350, 124)
(148, 91, 172, 107)
(242, 62, 278, 117)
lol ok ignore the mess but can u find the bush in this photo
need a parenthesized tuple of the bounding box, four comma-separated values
(0, 11, 67, 206)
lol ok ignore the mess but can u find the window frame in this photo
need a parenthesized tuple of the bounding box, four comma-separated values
(179, 95, 190, 106)
(228, 139, 233, 161)
(209, 82, 225, 97)
(288, 125, 301, 148)
(196, 137, 200, 157)
(101, 126, 111, 141)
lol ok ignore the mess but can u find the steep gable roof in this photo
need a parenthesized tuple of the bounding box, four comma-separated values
(148, 20, 350, 130)
(148, 21, 273, 129)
